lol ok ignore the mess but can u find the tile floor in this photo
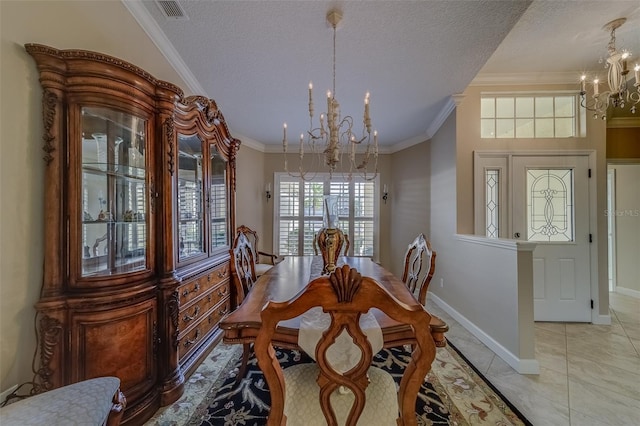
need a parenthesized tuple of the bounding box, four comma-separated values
(425, 292, 640, 426)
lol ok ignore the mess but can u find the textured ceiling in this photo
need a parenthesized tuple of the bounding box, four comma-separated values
(126, 1, 640, 152)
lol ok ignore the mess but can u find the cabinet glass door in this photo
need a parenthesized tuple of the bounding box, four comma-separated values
(81, 106, 147, 276)
(178, 134, 205, 261)
(209, 144, 228, 251)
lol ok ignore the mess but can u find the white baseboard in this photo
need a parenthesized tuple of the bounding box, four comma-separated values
(0, 384, 18, 404)
(430, 294, 540, 375)
(615, 286, 640, 299)
(592, 313, 612, 325)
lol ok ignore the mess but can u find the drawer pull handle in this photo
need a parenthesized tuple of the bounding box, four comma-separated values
(183, 306, 200, 322)
(184, 329, 200, 347)
(182, 283, 200, 297)
(217, 270, 226, 278)
(219, 307, 228, 316)
(217, 288, 227, 297)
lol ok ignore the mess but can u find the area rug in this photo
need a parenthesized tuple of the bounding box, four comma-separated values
(165, 342, 531, 426)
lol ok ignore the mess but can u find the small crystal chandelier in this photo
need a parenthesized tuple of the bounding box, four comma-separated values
(282, 9, 378, 181)
(580, 18, 640, 120)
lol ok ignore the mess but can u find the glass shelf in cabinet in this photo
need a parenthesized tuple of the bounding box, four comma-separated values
(82, 164, 146, 179)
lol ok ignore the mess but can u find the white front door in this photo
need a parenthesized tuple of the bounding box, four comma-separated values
(512, 156, 591, 322)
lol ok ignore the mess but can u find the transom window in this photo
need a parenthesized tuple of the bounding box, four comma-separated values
(481, 93, 583, 139)
(275, 173, 377, 257)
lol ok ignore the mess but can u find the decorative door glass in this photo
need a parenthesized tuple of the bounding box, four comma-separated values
(178, 134, 205, 260)
(209, 144, 228, 251)
(526, 168, 574, 242)
(485, 169, 500, 238)
(81, 106, 147, 276)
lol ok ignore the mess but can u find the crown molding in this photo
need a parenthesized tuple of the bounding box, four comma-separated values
(607, 117, 640, 128)
(387, 94, 463, 153)
(425, 95, 461, 139)
(121, 0, 206, 96)
(388, 135, 429, 154)
(232, 132, 266, 152)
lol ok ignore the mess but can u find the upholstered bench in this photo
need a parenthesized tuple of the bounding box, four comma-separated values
(0, 377, 126, 426)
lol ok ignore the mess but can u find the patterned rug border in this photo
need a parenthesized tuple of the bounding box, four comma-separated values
(445, 341, 532, 426)
(186, 342, 531, 426)
(185, 345, 244, 426)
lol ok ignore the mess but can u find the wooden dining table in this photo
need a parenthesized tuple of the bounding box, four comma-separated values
(220, 255, 438, 350)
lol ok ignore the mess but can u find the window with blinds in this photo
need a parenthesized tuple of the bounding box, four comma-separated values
(210, 176, 227, 250)
(275, 174, 377, 257)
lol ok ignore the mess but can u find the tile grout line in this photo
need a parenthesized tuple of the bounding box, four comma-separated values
(611, 305, 640, 358)
(484, 354, 496, 376)
(563, 323, 574, 426)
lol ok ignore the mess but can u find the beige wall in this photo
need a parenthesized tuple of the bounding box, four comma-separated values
(387, 142, 431, 277)
(426, 113, 457, 302)
(610, 164, 640, 294)
(456, 84, 610, 318)
(235, 145, 266, 240)
(0, 0, 189, 393)
(426, 108, 537, 372)
(607, 127, 640, 159)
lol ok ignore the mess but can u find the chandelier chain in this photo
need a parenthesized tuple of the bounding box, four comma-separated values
(333, 21, 337, 97)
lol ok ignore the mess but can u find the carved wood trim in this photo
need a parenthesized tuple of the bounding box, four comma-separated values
(25, 44, 183, 97)
(329, 265, 362, 303)
(229, 139, 240, 193)
(164, 117, 175, 175)
(150, 177, 157, 215)
(41, 89, 58, 165)
(106, 388, 127, 426)
(153, 321, 159, 360)
(183, 96, 221, 126)
(168, 291, 180, 349)
(35, 315, 63, 393)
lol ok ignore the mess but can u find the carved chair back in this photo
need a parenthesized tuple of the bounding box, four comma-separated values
(235, 225, 283, 273)
(235, 225, 261, 264)
(230, 233, 257, 306)
(254, 265, 436, 426)
(401, 233, 436, 305)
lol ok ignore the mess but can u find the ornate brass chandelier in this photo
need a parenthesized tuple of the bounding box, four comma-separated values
(282, 9, 378, 181)
(580, 18, 640, 120)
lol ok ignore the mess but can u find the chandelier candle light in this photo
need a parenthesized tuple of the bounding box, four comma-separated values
(282, 9, 378, 180)
(580, 17, 640, 119)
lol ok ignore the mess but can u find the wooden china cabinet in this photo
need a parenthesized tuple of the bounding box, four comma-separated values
(25, 44, 239, 425)
(157, 94, 239, 404)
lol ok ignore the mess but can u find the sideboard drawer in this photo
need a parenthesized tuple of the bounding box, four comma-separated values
(178, 298, 230, 360)
(178, 263, 229, 305)
(178, 281, 230, 331)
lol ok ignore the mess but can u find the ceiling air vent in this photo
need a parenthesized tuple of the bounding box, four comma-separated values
(155, 0, 188, 20)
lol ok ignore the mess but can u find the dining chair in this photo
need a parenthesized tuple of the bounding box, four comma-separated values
(235, 225, 283, 277)
(402, 233, 448, 347)
(254, 264, 436, 426)
(229, 232, 258, 384)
